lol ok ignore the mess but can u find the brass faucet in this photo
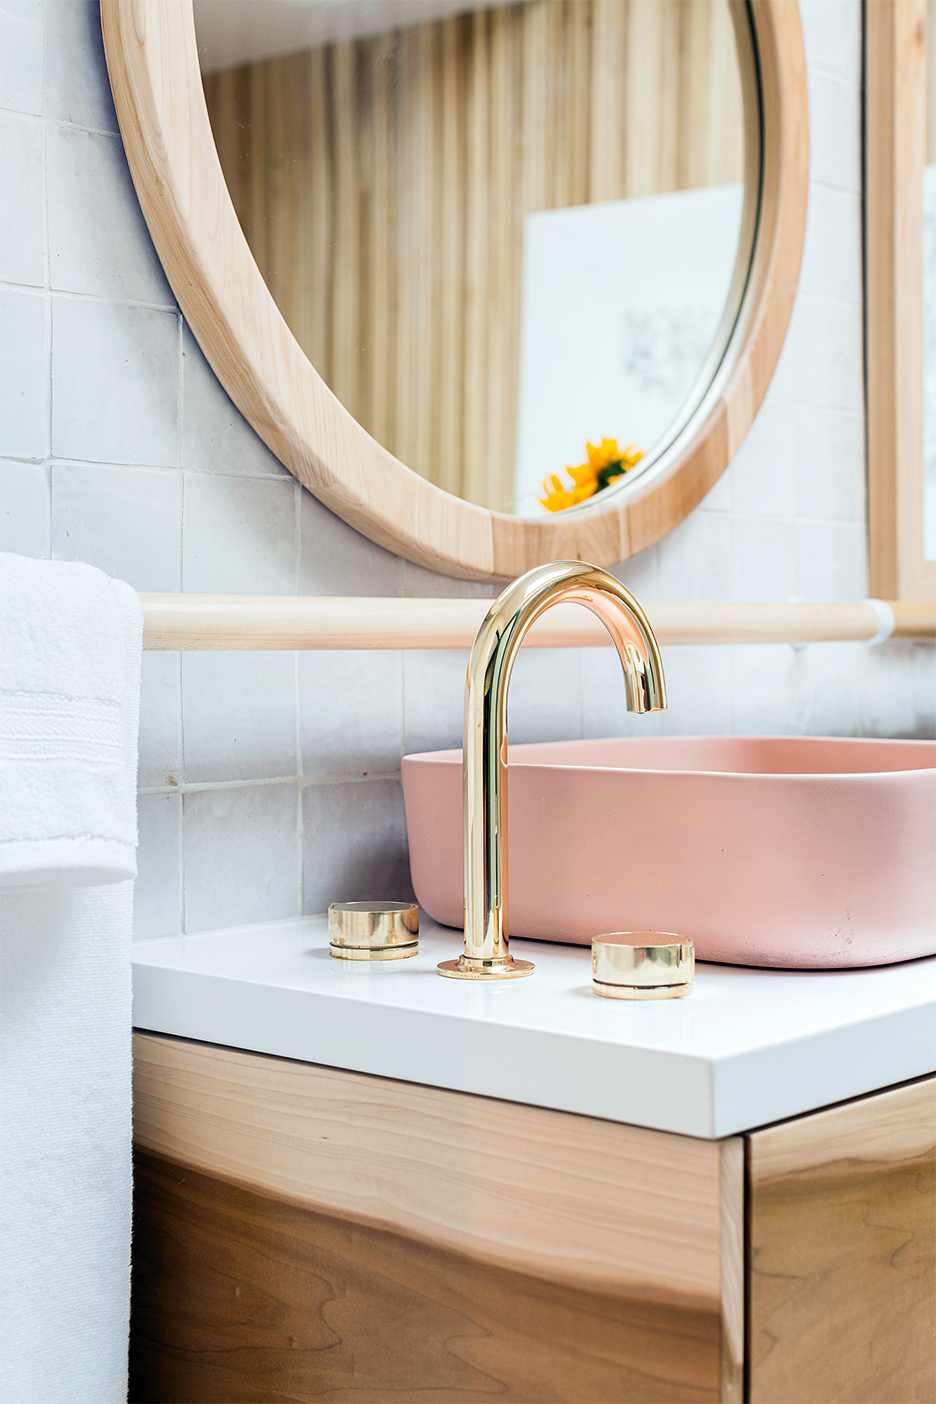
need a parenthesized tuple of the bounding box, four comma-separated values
(438, 561, 667, 981)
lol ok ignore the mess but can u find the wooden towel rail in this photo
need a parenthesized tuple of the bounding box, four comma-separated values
(138, 596, 935, 650)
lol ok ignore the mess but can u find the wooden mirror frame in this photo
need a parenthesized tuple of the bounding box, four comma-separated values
(865, 0, 935, 603)
(102, 0, 807, 581)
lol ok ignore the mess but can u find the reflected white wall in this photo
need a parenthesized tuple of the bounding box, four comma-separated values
(923, 164, 935, 561)
(514, 185, 743, 515)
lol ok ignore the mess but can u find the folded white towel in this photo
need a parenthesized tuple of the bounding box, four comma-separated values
(0, 553, 142, 889)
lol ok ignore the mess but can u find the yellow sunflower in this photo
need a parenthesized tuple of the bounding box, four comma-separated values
(539, 438, 644, 513)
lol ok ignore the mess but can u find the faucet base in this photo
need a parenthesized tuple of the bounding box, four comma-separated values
(437, 955, 534, 980)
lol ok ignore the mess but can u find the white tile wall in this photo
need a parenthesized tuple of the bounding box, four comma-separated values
(51, 296, 179, 464)
(47, 124, 173, 303)
(182, 783, 298, 932)
(50, 460, 181, 590)
(181, 650, 297, 783)
(0, 0, 43, 117)
(0, 0, 932, 944)
(301, 778, 413, 914)
(1, 288, 46, 458)
(1, 111, 45, 286)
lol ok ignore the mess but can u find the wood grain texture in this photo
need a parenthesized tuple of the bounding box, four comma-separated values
(203, 0, 744, 513)
(865, 0, 936, 603)
(747, 1077, 936, 1404)
(132, 1033, 742, 1323)
(130, 1147, 730, 1403)
(136, 595, 936, 651)
(100, 0, 807, 580)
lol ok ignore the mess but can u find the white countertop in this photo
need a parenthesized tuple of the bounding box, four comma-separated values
(132, 916, 936, 1139)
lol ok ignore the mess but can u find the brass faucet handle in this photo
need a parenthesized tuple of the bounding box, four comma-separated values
(592, 932, 694, 999)
(329, 901, 419, 960)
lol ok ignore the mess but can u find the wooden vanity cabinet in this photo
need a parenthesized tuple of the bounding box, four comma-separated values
(129, 1034, 934, 1404)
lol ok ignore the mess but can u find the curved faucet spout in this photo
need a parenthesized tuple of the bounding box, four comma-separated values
(437, 561, 667, 982)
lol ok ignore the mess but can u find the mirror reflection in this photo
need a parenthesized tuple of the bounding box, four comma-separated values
(924, 0, 935, 559)
(196, 0, 756, 515)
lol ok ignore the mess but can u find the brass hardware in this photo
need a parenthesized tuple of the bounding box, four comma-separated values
(438, 561, 666, 982)
(592, 932, 694, 999)
(329, 900, 419, 960)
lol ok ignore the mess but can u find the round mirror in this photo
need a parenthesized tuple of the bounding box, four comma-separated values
(101, 0, 806, 578)
(195, 0, 757, 519)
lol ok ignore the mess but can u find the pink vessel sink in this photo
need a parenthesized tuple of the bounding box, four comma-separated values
(402, 737, 936, 969)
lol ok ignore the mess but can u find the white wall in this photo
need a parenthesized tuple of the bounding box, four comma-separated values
(1, 0, 932, 942)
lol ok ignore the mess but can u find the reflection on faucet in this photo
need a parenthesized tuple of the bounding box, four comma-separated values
(438, 561, 667, 982)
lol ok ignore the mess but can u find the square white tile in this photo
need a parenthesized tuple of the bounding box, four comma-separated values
(792, 296, 863, 414)
(731, 516, 797, 602)
(798, 184, 862, 304)
(700, 469, 732, 512)
(730, 645, 801, 735)
(800, 0, 861, 84)
(51, 297, 180, 465)
(797, 519, 866, 602)
(181, 650, 298, 784)
(299, 650, 403, 781)
(182, 471, 297, 593)
(505, 646, 582, 744)
(658, 509, 733, 602)
(0, 0, 43, 117)
(797, 641, 864, 736)
(0, 288, 46, 459)
(1, 113, 44, 286)
(856, 641, 919, 739)
(47, 125, 174, 304)
(657, 645, 734, 735)
(51, 461, 181, 591)
(402, 650, 468, 754)
(45, 0, 119, 134)
(138, 651, 182, 790)
(0, 459, 48, 555)
(402, 556, 499, 599)
(134, 791, 182, 940)
(302, 777, 413, 914)
(180, 325, 288, 476)
(611, 544, 660, 601)
(806, 70, 861, 193)
(300, 486, 404, 596)
(183, 782, 300, 932)
(729, 396, 798, 518)
(795, 406, 865, 522)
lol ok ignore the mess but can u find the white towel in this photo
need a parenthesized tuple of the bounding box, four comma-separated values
(0, 553, 141, 1404)
(0, 885, 133, 1404)
(0, 553, 142, 888)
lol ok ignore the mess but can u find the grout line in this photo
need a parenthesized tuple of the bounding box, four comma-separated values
(31, 283, 178, 313)
(42, 114, 121, 140)
(40, 0, 47, 122)
(805, 65, 860, 89)
(139, 769, 403, 798)
(293, 488, 303, 914)
(0, 282, 47, 298)
(175, 765, 185, 937)
(0, 451, 286, 480)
